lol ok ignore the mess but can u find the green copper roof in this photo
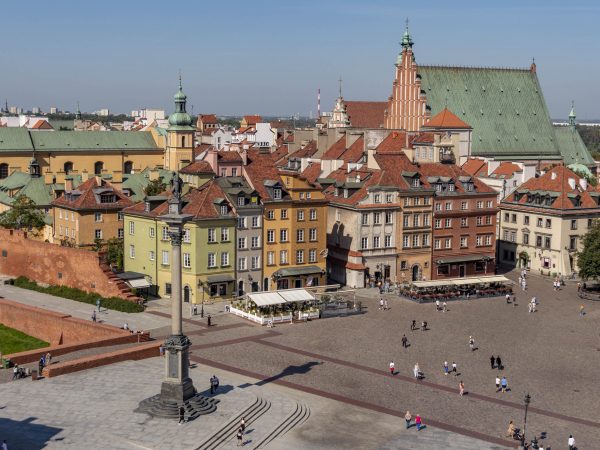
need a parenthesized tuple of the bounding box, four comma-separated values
(168, 78, 194, 130)
(0, 171, 52, 207)
(0, 128, 35, 151)
(555, 126, 595, 165)
(418, 66, 561, 159)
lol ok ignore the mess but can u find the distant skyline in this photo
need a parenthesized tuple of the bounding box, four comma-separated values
(2, 1, 599, 119)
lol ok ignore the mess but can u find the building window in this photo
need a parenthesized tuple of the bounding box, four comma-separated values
(149, 250, 155, 261)
(267, 251, 275, 265)
(297, 210, 305, 221)
(422, 233, 430, 246)
(404, 197, 411, 207)
(220, 169, 227, 177)
(280, 250, 288, 264)
(461, 217, 468, 227)
(267, 229, 275, 243)
(221, 252, 229, 266)
(476, 216, 483, 226)
(536, 235, 542, 247)
(435, 202, 442, 211)
(162, 226, 169, 241)
(373, 236, 380, 248)
(0, 163, 8, 179)
(537, 218, 543, 227)
(485, 235, 492, 246)
(445, 238, 452, 249)
(220, 205, 228, 216)
(485, 215, 492, 225)
(208, 252, 216, 268)
(149, 227, 155, 238)
(94, 212, 102, 222)
(129, 221, 135, 235)
(434, 239, 441, 249)
(309, 249, 317, 263)
(374, 194, 381, 203)
(280, 229, 288, 242)
(461, 201, 468, 210)
(238, 257, 247, 271)
(297, 229, 305, 242)
(423, 214, 430, 226)
(438, 264, 449, 275)
(445, 202, 452, 211)
(361, 237, 368, 249)
(306, 192, 311, 199)
(117, 228, 124, 238)
(461, 236, 468, 248)
(238, 237, 247, 249)
(386, 194, 393, 203)
(414, 197, 421, 205)
(445, 218, 452, 228)
(308, 228, 317, 241)
(161, 250, 169, 265)
(400, 260, 408, 270)
(413, 214, 420, 227)
(373, 212, 381, 225)
(412, 235, 419, 247)
(486, 200, 493, 208)
(524, 216, 530, 225)
(124, 161, 133, 174)
(309, 209, 317, 220)
(208, 228, 216, 243)
(281, 209, 288, 219)
(252, 215, 260, 227)
(95, 229, 102, 240)
(251, 236, 260, 248)
(403, 235, 410, 248)
(545, 219, 551, 228)
(523, 233, 529, 245)
(183, 228, 191, 243)
(183, 253, 191, 268)
(221, 227, 229, 241)
(129, 245, 135, 258)
(511, 214, 517, 223)
(63, 161, 74, 174)
(434, 218, 442, 229)
(571, 219, 577, 230)
(569, 236, 577, 250)
(238, 217, 247, 228)
(476, 201, 483, 209)
(296, 250, 304, 264)
(384, 235, 392, 247)
(165, 283, 172, 295)
(94, 161, 104, 175)
(267, 210, 275, 220)
(504, 213, 510, 222)
(117, 212, 124, 221)
(404, 215, 410, 227)
(251, 256, 260, 269)
(544, 237, 551, 248)
(273, 188, 282, 200)
(385, 211, 393, 224)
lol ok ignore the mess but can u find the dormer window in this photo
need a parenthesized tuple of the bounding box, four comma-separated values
(237, 196, 245, 206)
(465, 183, 474, 192)
(343, 189, 349, 198)
(334, 187, 339, 197)
(220, 204, 228, 215)
(273, 188, 282, 200)
(374, 194, 381, 203)
(435, 183, 442, 192)
(100, 194, 115, 203)
(448, 183, 455, 192)
(412, 178, 420, 188)
(144, 202, 150, 212)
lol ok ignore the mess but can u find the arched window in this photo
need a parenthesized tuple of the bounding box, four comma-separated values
(124, 161, 133, 174)
(94, 161, 104, 175)
(181, 136, 186, 147)
(0, 163, 8, 179)
(63, 161, 73, 174)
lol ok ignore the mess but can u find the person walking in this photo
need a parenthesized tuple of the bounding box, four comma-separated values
(404, 410, 412, 429)
(38, 356, 44, 374)
(469, 336, 475, 351)
(207, 314, 212, 326)
(490, 355, 495, 369)
(178, 405, 185, 424)
(237, 427, 244, 446)
(443, 361, 449, 376)
(384, 299, 389, 310)
(452, 361, 457, 376)
(410, 320, 416, 331)
(91, 310, 97, 322)
(415, 414, 422, 431)
(413, 363, 420, 379)
(505, 293, 511, 304)
(568, 434, 575, 449)
(240, 417, 246, 433)
(12, 364, 18, 380)
(495, 376, 501, 392)
(421, 321, 426, 331)
(496, 355, 502, 370)
(501, 376, 508, 393)
(401, 334, 408, 348)
(442, 301, 447, 312)
(389, 361, 395, 376)
(45, 352, 51, 366)
(459, 380, 465, 396)
(379, 298, 384, 310)
(435, 299, 440, 311)
(96, 298, 101, 312)
(579, 304, 585, 317)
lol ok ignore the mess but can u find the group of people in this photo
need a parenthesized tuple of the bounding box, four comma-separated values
(410, 320, 428, 331)
(518, 269, 528, 291)
(378, 298, 389, 310)
(38, 352, 51, 374)
(209, 374, 220, 394)
(404, 411, 423, 431)
(434, 300, 448, 312)
(528, 297, 538, 313)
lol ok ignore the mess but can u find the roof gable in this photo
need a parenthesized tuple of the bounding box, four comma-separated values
(423, 108, 471, 129)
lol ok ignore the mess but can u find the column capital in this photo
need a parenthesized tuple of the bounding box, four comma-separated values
(169, 229, 183, 246)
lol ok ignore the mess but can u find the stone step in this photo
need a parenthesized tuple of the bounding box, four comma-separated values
(253, 402, 310, 449)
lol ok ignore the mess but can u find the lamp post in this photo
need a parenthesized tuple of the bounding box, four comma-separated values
(520, 393, 531, 449)
(198, 280, 206, 318)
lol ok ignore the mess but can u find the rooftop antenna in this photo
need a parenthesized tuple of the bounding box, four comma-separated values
(338, 76, 343, 98)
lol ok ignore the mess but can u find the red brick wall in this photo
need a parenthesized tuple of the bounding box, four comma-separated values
(0, 299, 129, 346)
(0, 228, 127, 299)
(42, 341, 161, 377)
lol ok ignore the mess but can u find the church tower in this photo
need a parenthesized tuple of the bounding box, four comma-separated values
(568, 101, 576, 131)
(166, 76, 195, 171)
(328, 77, 350, 128)
(384, 21, 429, 131)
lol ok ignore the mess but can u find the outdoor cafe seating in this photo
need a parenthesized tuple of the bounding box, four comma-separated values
(398, 275, 513, 303)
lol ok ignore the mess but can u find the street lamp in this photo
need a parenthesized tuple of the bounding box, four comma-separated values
(521, 393, 531, 449)
(197, 280, 206, 318)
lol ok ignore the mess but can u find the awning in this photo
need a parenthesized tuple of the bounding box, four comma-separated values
(436, 255, 492, 265)
(206, 274, 235, 283)
(274, 265, 323, 277)
(126, 278, 152, 289)
(477, 275, 510, 284)
(248, 292, 284, 307)
(278, 289, 315, 303)
(451, 278, 480, 286)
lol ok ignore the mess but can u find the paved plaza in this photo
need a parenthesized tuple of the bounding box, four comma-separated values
(0, 270, 598, 448)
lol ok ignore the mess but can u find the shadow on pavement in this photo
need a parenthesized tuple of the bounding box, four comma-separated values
(255, 361, 322, 386)
(0, 416, 63, 449)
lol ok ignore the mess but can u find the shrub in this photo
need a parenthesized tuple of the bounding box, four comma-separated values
(13, 276, 144, 313)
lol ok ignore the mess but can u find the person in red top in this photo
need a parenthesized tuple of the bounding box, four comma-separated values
(415, 414, 422, 431)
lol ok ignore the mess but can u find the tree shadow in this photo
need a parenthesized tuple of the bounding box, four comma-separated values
(0, 417, 63, 449)
(255, 361, 322, 386)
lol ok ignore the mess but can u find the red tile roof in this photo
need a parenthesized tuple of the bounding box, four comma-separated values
(417, 163, 497, 194)
(180, 160, 215, 175)
(376, 131, 409, 153)
(242, 115, 262, 126)
(490, 162, 522, 178)
(322, 137, 347, 160)
(217, 150, 243, 163)
(462, 158, 488, 177)
(340, 136, 365, 163)
(411, 132, 435, 145)
(345, 101, 387, 128)
(193, 143, 212, 160)
(288, 140, 318, 159)
(244, 150, 284, 200)
(31, 120, 53, 130)
(52, 177, 133, 210)
(423, 108, 471, 129)
(301, 162, 322, 184)
(199, 114, 217, 124)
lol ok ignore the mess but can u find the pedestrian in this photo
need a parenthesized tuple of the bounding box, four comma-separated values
(240, 417, 246, 433)
(469, 336, 475, 351)
(518, 275, 522, 286)
(401, 334, 408, 348)
(96, 298, 101, 312)
(389, 361, 395, 375)
(579, 304, 585, 317)
(490, 355, 495, 369)
(91, 310, 96, 322)
(415, 414, 422, 431)
(568, 434, 575, 449)
(496, 355, 502, 370)
(459, 380, 465, 396)
(413, 363, 420, 379)
(237, 427, 244, 446)
(411, 320, 416, 331)
(46, 352, 51, 366)
(495, 376, 500, 392)
(443, 361, 449, 376)
(213, 375, 219, 392)
(452, 361, 457, 376)
(39, 356, 44, 374)
(442, 301, 447, 312)
(384, 299, 389, 310)
(501, 376, 508, 393)
(505, 293, 511, 304)
(435, 299, 440, 311)
(123, 322, 129, 330)
(379, 298, 384, 310)
(422, 321, 427, 331)
(12, 364, 18, 380)
(404, 410, 412, 429)
(207, 314, 212, 326)
(577, 281, 582, 292)
(178, 405, 185, 424)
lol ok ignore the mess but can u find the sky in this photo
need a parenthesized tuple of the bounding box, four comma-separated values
(2, 0, 599, 119)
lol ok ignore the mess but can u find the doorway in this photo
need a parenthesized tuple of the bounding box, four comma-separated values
(238, 280, 244, 297)
(412, 265, 421, 282)
(459, 265, 466, 278)
(183, 285, 190, 303)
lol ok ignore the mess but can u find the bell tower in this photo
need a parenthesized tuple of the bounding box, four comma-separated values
(166, 75, 195, 171)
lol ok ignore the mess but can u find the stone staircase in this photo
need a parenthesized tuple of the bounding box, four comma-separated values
(135, 393, 220, 421)
(98, 254, 142, 303)
(253, 402, 310, 449)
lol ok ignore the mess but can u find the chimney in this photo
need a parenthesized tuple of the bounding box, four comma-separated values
(241, 147, 248, 166)
(579, 178, 588, 190)
(206, 147, 218, 173)
(568, 178, 576, 190)
(149, 169, 159, 181)
(81, 170, 89, 182)
(65, 178, 73, 191)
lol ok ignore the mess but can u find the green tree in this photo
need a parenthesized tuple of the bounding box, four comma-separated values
(106, 237, 124, 272)
(577, 220, 600, 280)
(144, 178, 167, 197)
(0, 195, 46, 235)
